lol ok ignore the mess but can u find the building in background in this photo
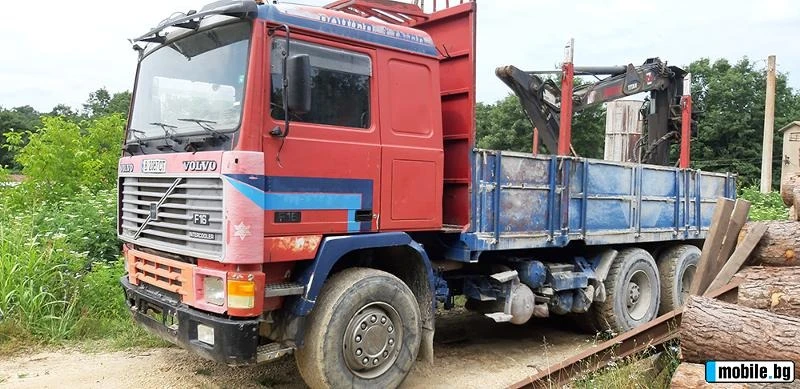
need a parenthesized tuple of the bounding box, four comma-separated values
(780, 121, 800, 185)
(604, 100, 643, 162)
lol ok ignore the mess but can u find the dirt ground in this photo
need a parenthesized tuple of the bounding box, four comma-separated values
(0, 311, 596, 389)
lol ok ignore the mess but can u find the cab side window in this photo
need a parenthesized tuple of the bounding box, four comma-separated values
(271, 40, 372, 129)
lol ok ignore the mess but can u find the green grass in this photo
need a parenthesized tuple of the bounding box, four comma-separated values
(0, 188, 166, 355)
(739, 186, 789, 221)
(572, 341, 681, 389)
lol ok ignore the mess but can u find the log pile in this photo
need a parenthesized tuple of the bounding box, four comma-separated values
(780, 174, 800, 220)
(671, 201, 800, 386)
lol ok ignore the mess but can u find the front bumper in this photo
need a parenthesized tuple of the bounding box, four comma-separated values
(121, 276, 260, 365)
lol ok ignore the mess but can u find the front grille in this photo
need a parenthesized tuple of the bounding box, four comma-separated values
(120, 176, 224, 259)
(126, 248, 195, 304)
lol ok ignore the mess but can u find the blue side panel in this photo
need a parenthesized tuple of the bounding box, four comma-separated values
(445, 150, 736, 261)
(288, 232, 434, 316)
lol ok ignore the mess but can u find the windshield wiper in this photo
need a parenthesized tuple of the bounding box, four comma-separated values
(177, 118, 229, 140)
(150, 122, 183, 152)
(123, 129, 149, 155)
(150, 122, 183, 144)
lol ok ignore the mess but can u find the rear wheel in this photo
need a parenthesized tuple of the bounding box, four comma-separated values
(657, 244, 700, 314)
(295, 268, 421, 389)
(590, 248, 661, 333)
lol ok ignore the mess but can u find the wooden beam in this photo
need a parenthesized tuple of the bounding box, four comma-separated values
(709, 199, 750, 279)
(690, 198, 735, 295)
(704, 223, 767, 295)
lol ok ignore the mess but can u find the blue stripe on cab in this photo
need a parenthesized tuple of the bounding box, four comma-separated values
(268, 193, 362, 211)
(258, 6, 439, 57)
(347, 210, 361, 232)
(224, 176, 363, 211)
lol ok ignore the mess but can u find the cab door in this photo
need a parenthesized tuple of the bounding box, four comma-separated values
(260, 35, 380, 236)
(376, 51, 443, 231)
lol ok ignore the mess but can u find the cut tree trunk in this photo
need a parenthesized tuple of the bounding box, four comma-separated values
(670, 363, 747, 389)
(739, 221, 800, 266)
(680, 295, 800, 376)
(735, 266, 800, 317)
(780, 174, 800, 206)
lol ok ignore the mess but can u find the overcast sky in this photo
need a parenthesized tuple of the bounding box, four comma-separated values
(0, 0, 798, 112)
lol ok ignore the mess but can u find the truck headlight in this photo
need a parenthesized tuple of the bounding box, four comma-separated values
(227, 279, 255, 309)
(203, 276, 225, 306)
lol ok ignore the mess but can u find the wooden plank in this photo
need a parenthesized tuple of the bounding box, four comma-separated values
(709, 199, 751, 280)
(690, 197, 735, 295)
(704, 223, 768, 295)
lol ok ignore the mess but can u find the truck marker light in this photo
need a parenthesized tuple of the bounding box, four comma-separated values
(227, 279, 255, 309)
(197, 324, 215, 346)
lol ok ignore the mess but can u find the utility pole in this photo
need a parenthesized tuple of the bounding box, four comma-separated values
(760, 55, 777, 193)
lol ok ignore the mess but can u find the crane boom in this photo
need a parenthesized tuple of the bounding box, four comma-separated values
(497, 57, 693, 165)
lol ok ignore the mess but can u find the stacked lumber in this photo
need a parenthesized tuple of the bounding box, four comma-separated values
(671, 198, 800, 386)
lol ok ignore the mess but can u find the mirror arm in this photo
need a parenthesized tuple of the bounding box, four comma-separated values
(268, 24, 291, 138)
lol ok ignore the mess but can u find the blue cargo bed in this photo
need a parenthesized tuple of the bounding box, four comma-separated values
(444, 150, 735, 262)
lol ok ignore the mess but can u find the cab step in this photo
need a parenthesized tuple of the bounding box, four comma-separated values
(256, 342, 294, 363)
(264, 282, 305, 297)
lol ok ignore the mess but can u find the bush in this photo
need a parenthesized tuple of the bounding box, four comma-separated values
(738, 186, 789, 221)
(0, 190, 131, 345)
(4, 114, 123, 203)
(0, 113, 165, 350)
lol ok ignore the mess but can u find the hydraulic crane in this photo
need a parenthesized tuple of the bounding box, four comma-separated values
(497, 42, 695, 166)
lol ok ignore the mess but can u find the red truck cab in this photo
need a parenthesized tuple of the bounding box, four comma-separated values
(120, 1, 473, 386)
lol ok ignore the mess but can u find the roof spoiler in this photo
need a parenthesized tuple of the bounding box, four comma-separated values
(131, 1, 258, 44)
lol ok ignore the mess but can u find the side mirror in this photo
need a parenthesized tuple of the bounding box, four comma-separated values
(286, 54, 311, 114)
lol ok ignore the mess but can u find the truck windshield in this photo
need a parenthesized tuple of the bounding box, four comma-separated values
(128, 22, 251, 142)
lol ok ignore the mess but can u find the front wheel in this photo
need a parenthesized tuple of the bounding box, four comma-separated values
(295, 268, 421, 389)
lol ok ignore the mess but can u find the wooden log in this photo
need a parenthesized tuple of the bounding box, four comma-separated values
(779, 174, 800, 207)
(704, 223, 767, 295)
(740, 221, 800, 266)
(680, 296, 800, 376)
(691, 198, 735, 295)
(734, 266, 800, 317)
(670, 363, 747, 389)
(781, 175, 800, 221)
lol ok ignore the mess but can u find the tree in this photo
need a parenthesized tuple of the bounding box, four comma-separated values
(0, 105, 41, 170)
(7, 114, 125, 201)
(688, 57, 800, 187)
(476, 85, 606, 158)
(82, 88, 131, 118)
(50, 104, 78, 119)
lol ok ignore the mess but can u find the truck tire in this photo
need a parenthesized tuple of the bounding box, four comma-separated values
(295, 268, 421, 389)
(657, 244, 700, 314)
(590, 248, 660, 333)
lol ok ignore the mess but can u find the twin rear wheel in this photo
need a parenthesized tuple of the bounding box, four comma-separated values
(295, 268, 421, 389)
(587, 245, 699, 333)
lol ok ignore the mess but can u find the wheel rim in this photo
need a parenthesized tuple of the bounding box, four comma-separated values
(625, 270, 653, 321)
(342, 302, 402, 379)
(679, 264, 697, 304)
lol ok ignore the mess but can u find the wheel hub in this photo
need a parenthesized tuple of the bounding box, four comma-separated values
(624, 269, 653, 321)
(343, 302, 402, 379)
(628, 282, 641, 305)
